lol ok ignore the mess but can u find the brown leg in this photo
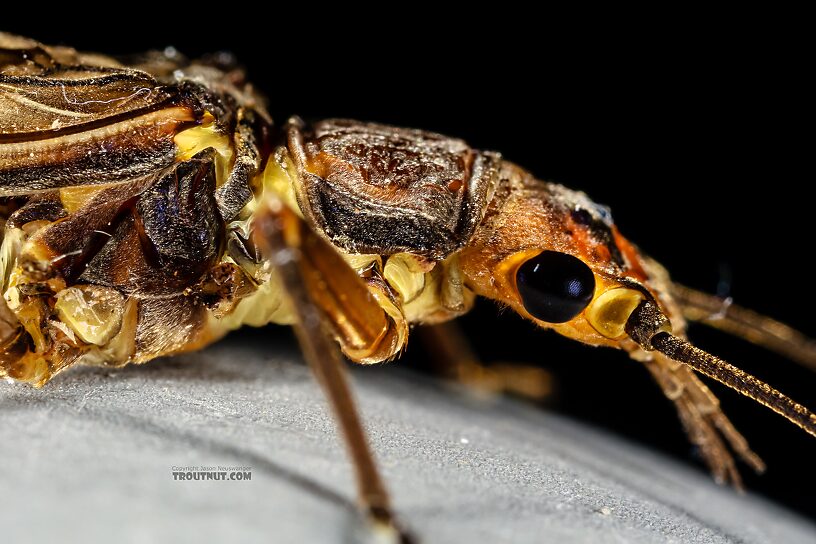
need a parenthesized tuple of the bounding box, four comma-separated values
(641, 353, 765, 488)
(255, 199, 410, 542)
(419, 321, 553, 402)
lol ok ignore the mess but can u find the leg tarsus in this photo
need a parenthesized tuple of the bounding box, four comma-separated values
(358, 508, 416, 544)
(419, 321, 553, 402)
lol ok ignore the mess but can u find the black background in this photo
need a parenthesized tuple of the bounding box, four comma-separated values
(7, 13, 814, 520)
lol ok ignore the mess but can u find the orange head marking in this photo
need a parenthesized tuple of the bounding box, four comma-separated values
(459, 163, 666, 352)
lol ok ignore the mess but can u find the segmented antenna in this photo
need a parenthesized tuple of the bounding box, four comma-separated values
(651, 332, 816, 438)
(672, 284, 816, 372)
(627, 300, 816, 438)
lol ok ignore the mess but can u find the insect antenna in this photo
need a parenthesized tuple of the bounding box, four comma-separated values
(672, 284, 816, 372)
(626, 300, 816, 438)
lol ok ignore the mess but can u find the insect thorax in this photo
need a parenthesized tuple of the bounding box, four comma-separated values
(214, 130, 484, 335)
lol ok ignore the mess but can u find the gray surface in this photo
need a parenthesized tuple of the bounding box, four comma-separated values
(1, 332, 814, 544)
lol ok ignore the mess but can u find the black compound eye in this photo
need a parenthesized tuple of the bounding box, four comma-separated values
(515, 251, 596, 323)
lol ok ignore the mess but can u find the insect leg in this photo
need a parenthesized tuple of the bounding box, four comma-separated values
(672, 284, 816, 372)
(418, 321, 553, 401)
(253, 197, 410, 542)
(641, 353, 764, 488)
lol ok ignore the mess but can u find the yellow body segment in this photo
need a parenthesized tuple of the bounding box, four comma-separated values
(54, 286, 125, 345)
(206, 153, 473, 346)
